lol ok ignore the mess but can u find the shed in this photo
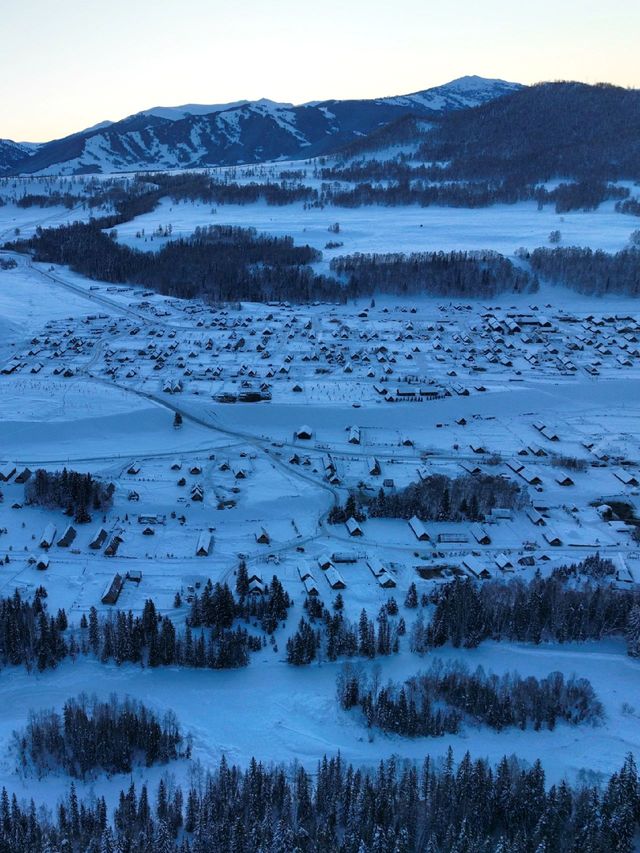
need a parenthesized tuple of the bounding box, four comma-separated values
(378, 571, 397, 588)
(89, 527, 109, 550)
(303, 576, 319, 596)
(495, 553, 514, 571)
(367, 457, 381, 476)
(348, 425, 361, 445)
(196, 531, 213, 556)
(543, 530, 563, 546)
(296, 425, 313, 440)
(526, 507, 546, 526)
(0, 464, 16, 482)
(57, 525, 77, 548)
(555, 472, 575, 486)
(332, 552, 357, 564)
(614, 470, 639, 487)
(248, 579, 265, 595)
(345, 517, 363, 537)
(104, 535, 123, 557)
(462, 556, 492, 579)
(14, 467, 32, 484)
(298, 565, 315, 581)
(36, 556, 50, 571)
(39, 524, 57, 549)
(470, 523, 491, 545)
(367, 557, 387, 577)
(255, 527, 271, 545)
(102, 573, 124, 605)
(408, 515, 430, 542)
(325, 566, 346, 589)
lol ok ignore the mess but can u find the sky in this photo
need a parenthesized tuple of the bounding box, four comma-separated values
(2, 0, 639, 142)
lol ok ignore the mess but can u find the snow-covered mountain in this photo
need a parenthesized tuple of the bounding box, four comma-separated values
(1, 76, 522, 176)
(0, 138, 39, 172)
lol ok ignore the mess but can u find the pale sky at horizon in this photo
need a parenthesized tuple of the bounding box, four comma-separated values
(2, 0, 639, 142)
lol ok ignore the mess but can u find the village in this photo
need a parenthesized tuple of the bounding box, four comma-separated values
(0, 253, 639, 627)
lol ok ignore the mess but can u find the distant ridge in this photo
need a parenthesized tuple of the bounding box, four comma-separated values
(0, 76, 521, 176)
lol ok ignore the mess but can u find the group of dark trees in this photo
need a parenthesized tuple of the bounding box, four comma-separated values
(367, 473, 523, 522)
(617, 197, 640, 217)
(26, 468, 114, 523)
(0, 588, 67, 671)
(287, 597, 402, 665)
(338, 661, 602, 738)
(7, 221, 344, 304)
(526, 246, 640, 296)
(330, 251, 536, 297)
(415, 82, 640, 185)
(15, 192, 79, 209)
(190, 573, 291, 636)
(411, 558, 640, 653)
(82, 598, 254, 669)
(16, 695, 185, 779)
(0, 749, 638, 852)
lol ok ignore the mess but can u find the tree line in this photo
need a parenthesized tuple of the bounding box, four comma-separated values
(330, 250, 537, 297)
(527, 246, 640, 296)
(337, 660, 602, 738)
(0, 590, 262, 673)
(16, 694, 186, 780)
(0, 749, 638, 851)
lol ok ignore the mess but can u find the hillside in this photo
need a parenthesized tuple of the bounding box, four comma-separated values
(0, 76, 520, 176)
(414, 81, 640, 182)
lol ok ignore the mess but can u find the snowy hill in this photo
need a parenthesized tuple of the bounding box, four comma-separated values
(0, 138, 39, 172)
(1, 76, 521, 176)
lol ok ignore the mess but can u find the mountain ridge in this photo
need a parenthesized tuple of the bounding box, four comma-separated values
(0, 76, 521, 176)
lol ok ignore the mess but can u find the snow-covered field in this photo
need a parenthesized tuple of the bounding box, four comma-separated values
(112, 197, 639, 274)
(0, 182, 639, 810)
